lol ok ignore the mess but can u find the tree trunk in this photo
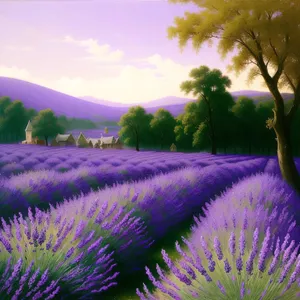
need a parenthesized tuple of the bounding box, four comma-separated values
(211, 139, 217, 155)
(203, 96, 217, 155)
(136, 134, 139, 151)
(274, 113, 300, 193)
(45, 136, 48, 146)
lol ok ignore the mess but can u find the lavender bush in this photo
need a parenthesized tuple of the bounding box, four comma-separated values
(1, 163, 25, 177)
(0, 197, 153, 299)
(138, 174, 300, 300)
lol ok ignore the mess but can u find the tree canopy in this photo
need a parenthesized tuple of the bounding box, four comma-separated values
(32, 109, 63, 146)
(180, 66, 233, 154)
(150, 108, 176, 149)
(118, 106, 153, 151)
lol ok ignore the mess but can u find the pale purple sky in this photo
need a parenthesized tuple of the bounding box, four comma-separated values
(0, 0, 282, 104)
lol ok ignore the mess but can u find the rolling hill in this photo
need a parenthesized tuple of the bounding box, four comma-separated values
(0, 77, 294, 122)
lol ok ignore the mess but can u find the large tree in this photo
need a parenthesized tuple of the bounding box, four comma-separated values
(168, 0, 300, 191)
(150, 108, 176, 149)
(180, 66, 232, 154)
(32, 109, 63, 146)
(118, 106, 153, 151)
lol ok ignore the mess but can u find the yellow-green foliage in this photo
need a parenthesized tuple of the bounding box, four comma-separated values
(168, 0, 300, 91)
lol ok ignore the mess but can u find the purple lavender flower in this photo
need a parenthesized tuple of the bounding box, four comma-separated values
(236, 256, 243, 273)
(46, 234, 53, 251)
(72, 220, 87, 242)
(208, 259, 216, 272)
(86, 200, 99, 219)
(239, 230, 246, 256)
(200, 236, 213, 260)
(213, 236, 223, 260)
(38, 228, 46, 246)
(28, 268, 40, 289)
(282, 240, 295, 264)
(281, 233, 290, 252)
(65, 247, 75, 260)
(285, 256, 300, 290)
(229, 231, 236, 256)
(224, 259, 231, 273)
(268, 237, 281, 275)
(258, 227, 271, 272)
(0, 234, 13, 253)
(161, 250, 192, 286)
(87, 237, 103, 254)
(217, 280, 226, 295)
(240, 282, 245, 299)
(242, 208, 248, 230)
(45, 286, 60, 300)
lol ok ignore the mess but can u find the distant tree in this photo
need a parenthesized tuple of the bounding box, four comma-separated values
(256, 101, 276, 155)
(192, 122, 210, 150)
(57, 115, 69, 130)
(150, 108, 176, 149)
(180, 66, 232, 154)
(168, 0, 300, 190)
(232, 97, 257, 155)
(1, 100, 28, 142)
(32, 109, 63, 146)
(174, 114, 194, 150)
(104, 127, 109, 134)
(118, 106, 153, 151)
(0, 97, 11, 117)
(286, 99, 300, 156)
(26, 108, 38, 121)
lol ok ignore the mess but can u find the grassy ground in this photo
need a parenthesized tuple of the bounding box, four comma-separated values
(99, 216, 197, 300)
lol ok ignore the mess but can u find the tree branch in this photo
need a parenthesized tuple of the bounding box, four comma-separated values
(286, 81, 300, 122)
(284, 72, 296, 93)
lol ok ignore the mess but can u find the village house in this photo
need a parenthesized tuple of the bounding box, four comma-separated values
(100, 136, 115, 149)
(87, 138, 101, 148)
(113, 137, 123, 149)
(76, 132, 89, 148)
(54, 134, 76, 147)
(22, 120, 45, 145)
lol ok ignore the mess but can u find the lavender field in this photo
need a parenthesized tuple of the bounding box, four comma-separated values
(0, 144, 300, 300)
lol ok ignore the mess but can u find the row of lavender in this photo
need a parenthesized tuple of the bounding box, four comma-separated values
(0, 144, 248, 177)
(138, 173, 300, 299)
(0, 158, 267, 299)
(0, 154, 253, 220)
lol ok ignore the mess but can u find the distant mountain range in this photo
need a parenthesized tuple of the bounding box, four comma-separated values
(0, 77, 294, 122)
(80, 95, 196, 108)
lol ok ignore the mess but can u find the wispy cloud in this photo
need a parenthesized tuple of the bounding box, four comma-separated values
(64, 35, 124, 63)
(5, 45, 34, 52)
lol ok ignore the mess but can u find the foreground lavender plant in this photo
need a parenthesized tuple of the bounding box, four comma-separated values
(137, 174, 300, 299)
(0, 198, 153, 298)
